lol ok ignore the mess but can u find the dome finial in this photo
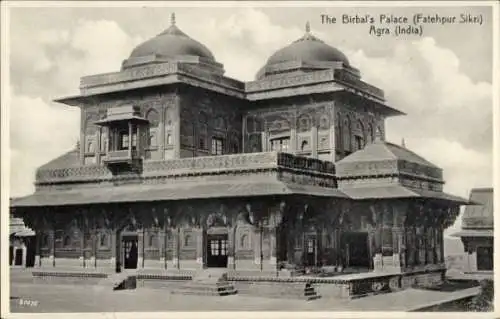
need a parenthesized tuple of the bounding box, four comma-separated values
(171, 12, 176, 26)
(401, 138, 406, 148)
(305, 21, 310, 33)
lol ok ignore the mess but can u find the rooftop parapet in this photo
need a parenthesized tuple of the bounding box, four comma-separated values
(34, 151, 336, 188)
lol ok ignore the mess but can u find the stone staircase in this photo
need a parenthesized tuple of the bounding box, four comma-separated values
(97, 271, 136, 290)
(170, 268, 237, 296)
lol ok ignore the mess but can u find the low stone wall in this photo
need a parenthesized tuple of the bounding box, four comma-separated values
(229, 280, 319, 300)
(32, 270, 108, 285)
(227, 269, 445, 299)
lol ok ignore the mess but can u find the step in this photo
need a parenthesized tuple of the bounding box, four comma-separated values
(170, 280, 237, 296)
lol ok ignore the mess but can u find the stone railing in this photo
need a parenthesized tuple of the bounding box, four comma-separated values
(142, 152, 279, 177)
(277, 152, 335, 175)
(35, 165, 113, 185)
(35, 151, 337, 186)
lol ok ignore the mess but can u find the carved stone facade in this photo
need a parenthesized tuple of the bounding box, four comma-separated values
(11, 17, 466, 280)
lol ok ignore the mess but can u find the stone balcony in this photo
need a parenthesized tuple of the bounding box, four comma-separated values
(103, 149, 141, 164)
(35, 152, 336, 187)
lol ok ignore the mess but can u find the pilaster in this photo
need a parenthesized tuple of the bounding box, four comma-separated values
(195, 227, 204, 268)
(290, 127, 297, 153)
(269, 229, 277, 265)
(35, 232, 41, 268)
(261, 131, 269, 152)
(171, 227, 180, 269)
(49, 228, 55, 267)
(138, 229, 144, 269)
(329, 106, 336, 162)
(254, 227, 263, 267)
(159, 106, 166, 159)
(227, 226, 235, 269)
(311, 126, 318, 158)
(159, 229, 166, 268)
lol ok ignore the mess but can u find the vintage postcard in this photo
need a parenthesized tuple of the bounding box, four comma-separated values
(1, 1, 498, 318)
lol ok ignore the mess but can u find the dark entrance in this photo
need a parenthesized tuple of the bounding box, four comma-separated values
(207, 234, 228, 268)
(304, 235, 317, 266)
(9, 246, 13, 265)
(25, 237, 36, 267)
(122, 235, 138, 269)
(477, 246, 493, 271)
(342, 232, 370, 268)
(14, 249, 23, 266)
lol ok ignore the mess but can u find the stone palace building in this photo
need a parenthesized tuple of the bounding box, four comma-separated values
(453, 188, 494, 275)
(11, 15, 468, 289)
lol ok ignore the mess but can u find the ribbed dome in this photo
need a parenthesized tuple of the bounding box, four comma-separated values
(129, 13, 215, 60)
(265, 22, 349, 66)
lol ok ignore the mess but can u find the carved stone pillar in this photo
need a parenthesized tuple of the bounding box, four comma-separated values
(49, 228, 55, 267)
(79, 110, 85, 165)
(372, 226, 383, 272)
(173, 98, 181, 159)
(110, 228, 117, 270)
(228, 226, 236, 269)
(159, 107, 166, 159)
(390, 227, 403, 272)
(311, 125, 318, 158)
(269, 228, 277, 266)
(261, 131, 269, 152)
(171, 227, 180, 269)
(196, 227, 204, 268)
(329, 108, 336, 162)
(34, 232, 41, 268)
(254, 226, 262, 267)
(159, 229, 166, 269)
(138, 228, 144, 269)
(290, 127, 297, 153)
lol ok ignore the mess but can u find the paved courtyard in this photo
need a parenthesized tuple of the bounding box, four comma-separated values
(8, 280, 478, 313)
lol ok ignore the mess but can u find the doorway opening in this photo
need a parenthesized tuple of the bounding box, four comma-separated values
(477, 246, 493, 271)
(341, 232, 370, 269)
(122, 235, 138, 270)
(25, 237, 36, 267)
(206, 234, 228, 268)
(14, 249, 23, 266)
(304, 235, 317, 267)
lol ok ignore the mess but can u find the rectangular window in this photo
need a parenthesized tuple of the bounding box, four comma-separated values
(211, 137, 224, 155)
(270, 137, 290, 152)
(120, 133, 129, 150)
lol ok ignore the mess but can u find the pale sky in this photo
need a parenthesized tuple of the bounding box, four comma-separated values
(6, 4, 494, 236)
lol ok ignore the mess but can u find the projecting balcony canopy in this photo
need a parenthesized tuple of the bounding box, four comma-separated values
(10, 180, 347, 208)
(451, 229, 494, 238)
(340, 185, 471, 205)
(94, 105, 149, 126)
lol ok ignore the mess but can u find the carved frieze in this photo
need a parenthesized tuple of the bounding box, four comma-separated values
(245, 69, 334, 92)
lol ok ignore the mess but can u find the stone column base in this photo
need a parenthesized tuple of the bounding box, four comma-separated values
(172, 257, 179, 269)
(270, 257, 277, 265)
